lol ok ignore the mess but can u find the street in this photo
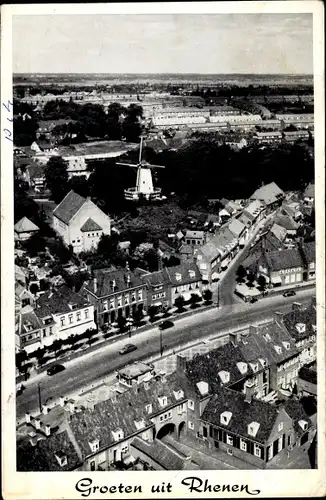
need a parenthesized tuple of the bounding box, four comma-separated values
(16, 287, 315, 420)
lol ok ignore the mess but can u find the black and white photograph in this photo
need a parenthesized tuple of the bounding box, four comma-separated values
(1, 2, 325, 499)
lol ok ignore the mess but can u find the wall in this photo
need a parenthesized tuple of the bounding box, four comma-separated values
(53, 216, 69, 246)
(54, 305, 96, 339)
(68, 200, 111, 253)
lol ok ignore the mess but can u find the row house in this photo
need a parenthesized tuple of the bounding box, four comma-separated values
(137, 268, 171, 312)
(303, 183, 315, 205)
(254, 131, 283, 144)
(165, 262, 203, 303)
(83, 268, 147, 327)
(53, 190, 111, 254)
(250, 182, 285, 214)
(282, 300, 317, 367)
(256, 247, 305, 287)
(238, 199, 266, 234)
(273, 213, 300, 238)
(200, 386, 313, 469)
(283, 130, 310, 143)
(194, 241, 221, 283)
(297, 363, 317, 398)
(275, 114, 314, 130)
(299, 241, 316, 281)
(236, 315, 301, 397)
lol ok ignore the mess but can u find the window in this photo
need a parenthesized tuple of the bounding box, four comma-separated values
(226, 435, 233, 446)
(76, 312, 81, 322)
(278, 422, 283, 432)
(240, 439, 247, 451)
(288, 434, 292, 446)
(254, 444, 261, 457)
(103, 300, 108, 311)
(42, 329, 46, 336)
(121, 445, 128, 453)
(159, 415, 164, 422)
(137, 291, 143, 301)
(188, 421, 194, 430)
(145, 404, 152, 414)
(85, 309, 89, 319)
(188, 400, 195, 410)
(60, 317, 65, 327)
(203, 426, 208, 438)
(68, 314, 73, 324)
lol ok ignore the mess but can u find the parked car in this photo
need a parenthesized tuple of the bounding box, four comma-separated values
(119, 344, 137, 355)
(283, 290, 296, 297)
(249, 296, 258, 303)
(47, 364, 65, 376)
(159, 320, 174, 330)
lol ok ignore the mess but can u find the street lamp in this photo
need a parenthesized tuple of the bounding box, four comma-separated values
(38, 382, 42, 414)
(160, 329, 163, 357)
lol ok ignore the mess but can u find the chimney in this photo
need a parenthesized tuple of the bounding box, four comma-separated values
(59, 396, 65, 407)
(112, 279, 116, 291)
(44, 424, 51, 437)
(176, 355, 187, 374)
(126, 261, 130, 271)
(127, 274, 131, 287)
(292, 302, 302, 312)
(93, 278, 97, 294)
(229, 333, 237, 346)
(249, 325, 258, 335)
(160, 370, 167, 383)
(25, 412, 31, 423)
(34, 418, 41, 430)
(274, 311, 283, 324)
(69, 400, 75, 413)
(244, 381, 255, 403)
(110, 388, 117, 403)
(42, 404, 48, 415)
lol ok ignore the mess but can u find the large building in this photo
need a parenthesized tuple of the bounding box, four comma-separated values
(53, 190, 111, 254)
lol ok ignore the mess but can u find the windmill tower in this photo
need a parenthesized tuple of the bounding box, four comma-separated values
(117, 136, 165, 202)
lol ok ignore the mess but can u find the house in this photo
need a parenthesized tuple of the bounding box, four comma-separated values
(200, 386, 313, 469)
(130, 436, 197, 470)
(25, 163, 46, 192)
(283, 130, 310, 143)
(15, 265, 29, 286)
(166, 262, 202, 303)
(281, 201, 303, 221)
(116, 362, 156, 389)
(209, 227, 239, 271)
(250, 182, 284, 213)
(228, 218, 248, 246)
(83, 268, 147, 327)
(254, 131, 283, 145)
(16, 306, 45, 354)
(178, 243, 195, 262)
(184, 230, 205, 247)
(283, 300, 317, 367)
(237, 316, 301, 395)
(36, 119, 77, 141)
(256, 248, 304, 287)
(297, 363, 317, 397)
(35, 284, 95, 342)
(304, 184, 315, 205)
(137, 268, 171, 311)
(274, 214, 299, 237)
(270, 224, 287, 244)
(194, 240, 221, 283)
(15, 283, 35, 313)
(299, 242, 316, 281)
(238, 200, 266, 232)
(53, 190, 111, 254)
(14, 217, 40, 241)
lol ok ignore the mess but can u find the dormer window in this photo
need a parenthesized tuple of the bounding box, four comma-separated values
(196, 381, 209, 396)
(298, 419, 308, 431)
(188, 399, 195, 410)
(218, 370, 230, 384)
(220, 411, 232, 426)
(264, 333, 271, 342)
(188, 270, 195, 279)
(282, 341, 290, 350)
(89, 439, 99, 453)
(55, 452, 67, 467)
(248, 421, 260, 437)
(173, 389, 184, 400)
(175, 273, 182, 282)
(145, 404, 152, 414)
(296, 323, 306, 334)
(237, 362, 248, 375)
(259, 358, 266, 368)
(134, 419, 146, 430)
(69, 303, 78, 310)
(158, 396, 168, 407)
(250, 362, 259, 373)
(274, 345, 282, 355)
(111, 428, 124, 442)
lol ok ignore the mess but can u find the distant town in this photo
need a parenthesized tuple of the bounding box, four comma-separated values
(14, 73, 317, 472)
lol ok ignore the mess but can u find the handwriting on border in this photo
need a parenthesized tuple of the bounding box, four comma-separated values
(2, 100, 13, 142)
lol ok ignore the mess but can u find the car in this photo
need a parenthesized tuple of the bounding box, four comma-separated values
(119, 344, 137, 355)
(249, 296, 258, 303)
(47, 364, 65, 376)
(159, 320, 175, 330)
(283, 290, 296, 297)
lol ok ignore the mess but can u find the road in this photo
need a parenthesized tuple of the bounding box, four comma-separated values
(16, 287, 314, 420)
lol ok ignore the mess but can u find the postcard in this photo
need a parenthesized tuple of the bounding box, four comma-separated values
(1, 1, 325, 499)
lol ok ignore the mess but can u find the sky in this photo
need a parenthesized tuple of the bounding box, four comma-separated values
(12, 13, 313, 74)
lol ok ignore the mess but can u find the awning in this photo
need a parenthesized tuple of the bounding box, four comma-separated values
(271, 276, 282, 284)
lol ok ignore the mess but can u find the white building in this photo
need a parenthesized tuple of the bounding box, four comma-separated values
(53, 190, 111, 254)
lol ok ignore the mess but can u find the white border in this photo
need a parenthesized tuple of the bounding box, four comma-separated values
(1, 2, 325, 499)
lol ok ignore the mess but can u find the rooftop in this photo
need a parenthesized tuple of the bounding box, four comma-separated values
(36, 284, 88, 318)
(283, 302, 316, 342)
(80, 218, 102, 232)
(263, 248, 303, 271)
(117, 362, 154, 380)
(165, 261, 202, 286)
(86, 268, 144, 297)
(251, 182, 284, 206)
(53, 190, 86, 225)
(14, 217, 39, 234)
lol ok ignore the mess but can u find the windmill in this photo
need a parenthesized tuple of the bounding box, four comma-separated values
(117, 136, 165, 202)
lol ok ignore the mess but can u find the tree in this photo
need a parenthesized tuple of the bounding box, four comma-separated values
(190, 293, 201, 309)
(236, 265, 247, 282)
(29, 283, 39, 295)
(247, 272, 256, 288)
(16, 350, 28, 372)
(148, 305, 158, 322)
(132, 308, 143, 325)
(85, 329, 95, 345)
(117, 316, 127, 333)
(202, 289, 213, 304)
(22, 232, 47, 258)
(68, 175, 89, 198)
(44, 156, 69, 203)
(174, 295, 186, 311)
(51, 339, 63, 359)
(34, 348, 46, 366)
(257, 275, 267, 291)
